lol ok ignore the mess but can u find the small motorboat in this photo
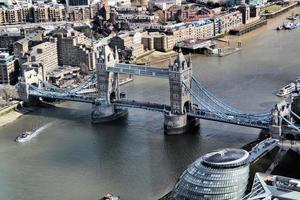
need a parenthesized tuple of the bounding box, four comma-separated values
(15, 130, 38, 143)
(101, 193, 120, 200)
(283, 22, 294, 29)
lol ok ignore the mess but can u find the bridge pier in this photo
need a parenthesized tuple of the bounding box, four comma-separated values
(17, 82, 42, 106)
(269, 125, 282, 139)
(164, 114, 199, 135)
(91, 99, 128, 123)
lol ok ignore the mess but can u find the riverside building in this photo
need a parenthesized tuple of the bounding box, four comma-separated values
(167, 148, 250, 200)
(0, 52, 17, 84)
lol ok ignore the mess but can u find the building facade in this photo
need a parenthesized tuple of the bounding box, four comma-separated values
(166, 19, 214, 43)
(0, 52, 17, 84)
(142, 33, 175, 52)
(110, 31, 145, 58)
(0, 3, 65, 25)
(213, 11, 243, 35)
(163, 4, 215, 22)
(54, 28, 96, 70)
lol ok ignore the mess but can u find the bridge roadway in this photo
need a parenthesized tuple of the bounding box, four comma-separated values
(29, 85, 97, 103)
(28, 85, 271, 129)
(112, 99, 171, 112)
(188, 109, 270, 129)
(112, 100, 270, 129)
(108, 64, 169, 78)
(27, 82, 271, 129)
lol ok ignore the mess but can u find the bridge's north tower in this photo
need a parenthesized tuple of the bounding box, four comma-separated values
(91, 45, 127, 123)
(164, 50, 199, 134)
(97, 45, 120, 103)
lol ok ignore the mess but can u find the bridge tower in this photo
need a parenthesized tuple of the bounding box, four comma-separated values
(91, 45, 127, 123)
(164, 50, 199, 134)
(269, 99, 292, 138)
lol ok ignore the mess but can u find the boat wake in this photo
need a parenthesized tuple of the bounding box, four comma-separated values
(15, 121, 55, 143)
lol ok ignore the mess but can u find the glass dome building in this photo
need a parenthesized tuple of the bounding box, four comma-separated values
(170, 148, 250, 200)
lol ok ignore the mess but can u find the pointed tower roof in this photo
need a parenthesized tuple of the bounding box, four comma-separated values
(174, 48, 187, 69)
(114, 46, 119, 62)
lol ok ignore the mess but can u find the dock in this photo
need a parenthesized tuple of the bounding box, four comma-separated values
(230, 18, 268, 36)
(175, 39, 216, 54)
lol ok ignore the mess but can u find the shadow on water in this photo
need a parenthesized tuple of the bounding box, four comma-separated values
(26, 106, 90, 120)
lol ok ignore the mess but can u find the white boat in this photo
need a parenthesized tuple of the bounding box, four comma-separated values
(101, 193, 120, 200)
(284, 22, 294, 30)
(15, 129, 38, 143)
(276, 82, 296, 97)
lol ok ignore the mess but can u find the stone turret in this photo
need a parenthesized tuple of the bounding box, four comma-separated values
(164, 50, 199, 134)
(91, 45, 127, 123)
(96, 45, 120, 103)
(168, 49, 192, 114)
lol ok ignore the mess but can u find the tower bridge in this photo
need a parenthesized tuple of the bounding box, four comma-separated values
(16, 45, 300, 135)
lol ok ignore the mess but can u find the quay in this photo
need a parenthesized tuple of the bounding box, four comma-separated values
(230, 18, 268, 36)
(174, 39, 216, 54)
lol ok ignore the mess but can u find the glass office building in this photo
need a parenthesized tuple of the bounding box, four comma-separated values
(170, 149, 250, 200)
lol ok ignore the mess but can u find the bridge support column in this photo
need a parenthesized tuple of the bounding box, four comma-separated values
(164, 114, 199, 135)
(269, 125, 281, 139)
(292, 96, 300, 123)
(91, 100, 128, 123)
(17, 82, 41, 106)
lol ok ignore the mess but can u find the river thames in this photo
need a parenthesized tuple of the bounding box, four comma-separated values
(0, 7, 300, 200)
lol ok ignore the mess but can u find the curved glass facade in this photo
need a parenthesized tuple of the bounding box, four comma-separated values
(170, 149, 250, 200)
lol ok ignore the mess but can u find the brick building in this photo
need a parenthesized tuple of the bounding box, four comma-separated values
(166, 19, 214, 43)
(142, 33, 174, 52)
(163, 4, 215, 22)
(213, 11, 243, 35)
(53, 28, 96, 70)
(0, 52, 17, 84)
(0, 2, 65, 25)
(110, 31, 145, 58)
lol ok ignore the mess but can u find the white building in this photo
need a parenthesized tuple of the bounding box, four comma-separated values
(149, 0, 181, 10)
(108, 0, 130, 6)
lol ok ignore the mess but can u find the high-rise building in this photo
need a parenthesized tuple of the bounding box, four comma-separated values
(0, 52, 17, 84)
(53, 28, 96, 70)
(28, 38, 58, 78)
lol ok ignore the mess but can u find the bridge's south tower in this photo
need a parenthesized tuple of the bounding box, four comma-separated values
(91, 45, 127, 123)
(164, 50, 199, 134)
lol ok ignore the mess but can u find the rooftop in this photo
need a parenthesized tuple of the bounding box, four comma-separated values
(202, 148, 249, 168)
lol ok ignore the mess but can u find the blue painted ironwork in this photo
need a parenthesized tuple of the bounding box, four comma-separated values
(23, 68, 275, 129)
(280, 115, 300, 131)
(107, 64, 169, 78)
(291, 111, 300, 121)
(191, 76, 271, 119)
(113, 99, 171, 113)
(183, 81, 270, 129)
(28, 84, 97, 103)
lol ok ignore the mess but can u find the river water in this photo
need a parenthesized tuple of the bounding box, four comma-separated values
(0, 8, 300, 200)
